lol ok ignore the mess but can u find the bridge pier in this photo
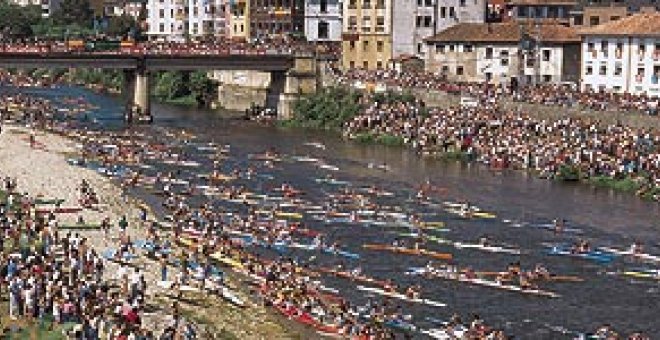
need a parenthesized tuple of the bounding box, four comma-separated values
(274, 55, 319, 120)
(123, 69, 152, 123)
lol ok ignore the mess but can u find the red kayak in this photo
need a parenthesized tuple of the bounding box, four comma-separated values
(36, 207, 83, 214)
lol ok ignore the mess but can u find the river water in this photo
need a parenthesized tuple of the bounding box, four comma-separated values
(6, 85, 660, 338)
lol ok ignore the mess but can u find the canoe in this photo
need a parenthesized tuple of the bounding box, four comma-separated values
(356, 285, 446, 307)
(59, 224, 102, 230)
(275, 212, 303, 219)
(621, 269, 659, 280)
(363, 244, 452, 260)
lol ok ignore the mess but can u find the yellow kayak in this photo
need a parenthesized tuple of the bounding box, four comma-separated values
(275, 212, 303, 219)
(210, 253, 244, 269)
(473, 212, 497, 219)
(419, 221, 445, 228)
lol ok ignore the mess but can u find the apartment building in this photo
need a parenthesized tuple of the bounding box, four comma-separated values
(146, 0, 229, 41)
(11, 0, 61, 17)
(229, 0, 249, 40)
(341, 0, 393, 70)
(249, 0, 305, 39)
(425, 22, 580, 85)
(305, 0, 342, 41)
(580, 13, 660, 97)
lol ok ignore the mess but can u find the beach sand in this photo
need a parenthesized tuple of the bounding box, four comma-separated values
(0, 124, 306, 339)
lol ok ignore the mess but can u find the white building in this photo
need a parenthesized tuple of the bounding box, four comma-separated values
(304, 0, 342, 42)
(392, 0, 486, 60)
(147, 0, 228, 41)
(424, 22, 580, 86)
(580, 13, 660, 97)
(11, 0, 61, 17)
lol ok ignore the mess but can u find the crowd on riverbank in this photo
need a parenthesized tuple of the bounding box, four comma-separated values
(333, 68, 660, 115)
(343, 92, 660, 200)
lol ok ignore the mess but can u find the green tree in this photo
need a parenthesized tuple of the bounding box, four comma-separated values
(189, 71, 217, 105)
(106, 14, 136, 38)
(153, 72, 187, 101)
(51, 0, 94, 27)
(0, 2, 43, 38)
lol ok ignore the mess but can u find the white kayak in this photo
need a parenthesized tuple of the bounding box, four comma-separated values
(452, 242, 521, 255)
(318, 164, 340, 171)
(356, 285, 446, 307)
(406, 268, 559, 298)
(420, 326, 467, 339)
(219, 286, 245, 307)
(599, 247, 660, 263)
(303, 142, 326, 150)
(292, 156, 320, 163)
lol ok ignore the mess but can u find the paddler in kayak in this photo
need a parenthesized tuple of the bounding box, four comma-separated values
(478, 236, 491, 247)
(571, 239, 591, 254)
(458, 201, 474, 218)
(630, 241, 644, 255)
(404, 285, 421, 299)
(552, 218, 566, 234)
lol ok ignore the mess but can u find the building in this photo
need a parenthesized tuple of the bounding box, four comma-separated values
(580, 13, 660, 97)
(10, 0, 61, 17)
(391, 0, 486, 60)
(147, 0, 229, 41)
(304, 0, 342, 42)
(104, 0, 147, 20)
(249, 0, 305, 39)
(424, 22, 580, 85)
(341, 0, 393, 70)
(570, 0, 658, 27)
(229, 0, 250, 40)
(506, 0, 576, 25)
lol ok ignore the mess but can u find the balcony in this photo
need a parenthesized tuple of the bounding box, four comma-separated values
(652, 75, 659, 85)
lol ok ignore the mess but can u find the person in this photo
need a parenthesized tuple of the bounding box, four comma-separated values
(118, 215, 128, 232)
(630, 241, 643, 255)
(161, 255, 168, 281)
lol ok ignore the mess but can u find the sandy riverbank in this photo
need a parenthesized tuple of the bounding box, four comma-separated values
(0, 124, 306, 339)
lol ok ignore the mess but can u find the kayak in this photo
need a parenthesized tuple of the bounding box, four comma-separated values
(419, 326, 467, 339)
(59, 224, 102, 230)
(363, 244, 452, 260)
(219, 286, 246, 307)
(406, 268, 560, 298)
(275, 211, 303, 219)
(547, 246, 615, 263)
(446, 208, 497, 219)
(314, 178, 349, 186)
(452, 242, 521, 255)
(35, 207, 84, 214)
(621, 269, 660, 280)
(209, 253, 244, 269)
(318, 164, 339, 171)
(356, 285, 446, 308)
(599, 246, 660, 263)
(291, 156, 320, 163)
(34, 198, 65, 205)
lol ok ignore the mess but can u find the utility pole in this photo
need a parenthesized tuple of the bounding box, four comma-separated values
(534, 18, 541, 86)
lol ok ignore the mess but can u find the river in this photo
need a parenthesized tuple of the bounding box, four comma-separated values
(6, 85, 660, 338)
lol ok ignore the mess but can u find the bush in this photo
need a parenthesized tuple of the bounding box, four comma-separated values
(290, 87, 362, 129)
(557, 164, 580, 181)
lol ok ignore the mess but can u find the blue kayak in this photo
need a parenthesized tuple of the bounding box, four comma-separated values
(547, 246, 615, 263)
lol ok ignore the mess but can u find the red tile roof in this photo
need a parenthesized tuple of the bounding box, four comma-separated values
(579, 13, 660, 36)
(425, 22, 580, 44)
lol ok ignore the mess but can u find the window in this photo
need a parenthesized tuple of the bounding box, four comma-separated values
(449, 7, 455, 18)
(348, 0, 356, 8)
(614, 63, 622, 76)
(456, 66, 464, 75)
(159, 23, 165, 32)
(349, 61, 355, 69)
(436, 44, 445, 53)
(349, 41, 355, 50)
(441, 66, 449, 73)
(363, 60, 369, 69)
(610, 16, 620, 21)
(159, 9, 164, 18)
(363, 40, 369, 52)
(599, 65, 607, 75)
(485, 47, 493, 59)
(318, 21, 329, 39)
(449, 44, 455, 52)
(459, 0, 466, 6)
(416, 16, 423, 28)
(377, 40, 384, 52)
(542, 49, 550, 61)
(543, 75, 552, 83)
(500, 50, 509, 66)
(320, 0, 328, 13)
(348, 16, 357, 30)
(417, 43, 423, 54)
(362, 17, 371, 33)
(425, 0, 433, 6)
(376, 16, 385, 32)
(589, 16, 600, 26)
(440, 7, 446, 18)
(424, 16, 432, 27)
(586, 66, 593, 75)
(362, 0, 371, 9)
(464, 45, 473, 52)
(376, 61, 383, 69)
(376, 0, 385, 9)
